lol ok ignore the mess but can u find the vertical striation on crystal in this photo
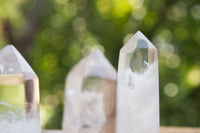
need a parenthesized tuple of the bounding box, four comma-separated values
(63, 48, 117, 133)
(116, 31, 159, 133)
(0, 45, 41, 133)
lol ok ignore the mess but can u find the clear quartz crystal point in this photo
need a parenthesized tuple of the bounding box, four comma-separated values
(116, 31, 159, 133)
(0, 45, 41, 133)
(63, 48, 117, 133)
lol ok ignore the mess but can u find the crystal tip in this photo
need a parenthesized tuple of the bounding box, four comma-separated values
(91, 48, 103, 54)
(0, 44, 38, 80)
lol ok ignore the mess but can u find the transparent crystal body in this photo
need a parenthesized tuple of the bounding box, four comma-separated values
(63, 49, 116, 133)
(116, 31, 159, 133)
(0, 45, 41, 133)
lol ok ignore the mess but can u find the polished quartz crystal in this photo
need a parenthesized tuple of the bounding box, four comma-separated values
(63, 48, 117, 133)
(0, 45, 41, 133)
(116, 31, 159, 133)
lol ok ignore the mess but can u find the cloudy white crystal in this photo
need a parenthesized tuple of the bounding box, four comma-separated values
(116, 31, 159, 133)
(63, 48, 117, 133)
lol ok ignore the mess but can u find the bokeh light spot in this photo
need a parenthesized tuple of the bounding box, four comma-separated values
(165, 54, 181, 69)
(63, 3, 77, 17)
(164, 83, 179, 97)
(159, 30, 173, 42)
(191, 4, 200, 20)
(129, 0, 144, 9)
(131, 6, 146, 20)
(187, 68, 200, 87)
(96, 0, 112, 18)
(167, 2, 187, 22)
(112, 0, 132, 18)
(159, 44, 175, 58)
(73, 17, 87, 32)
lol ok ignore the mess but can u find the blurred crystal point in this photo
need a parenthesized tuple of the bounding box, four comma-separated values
(0, 45, 41, 133)
(116, 31, 159, 133)
(63, 48, 117, 133)
(0, 45, 37, 79)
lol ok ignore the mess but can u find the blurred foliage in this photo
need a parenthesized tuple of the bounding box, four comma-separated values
(0, 0, 200, 129)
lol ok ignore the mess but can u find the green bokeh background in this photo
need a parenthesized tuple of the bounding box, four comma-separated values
(0, 0, 200, 129)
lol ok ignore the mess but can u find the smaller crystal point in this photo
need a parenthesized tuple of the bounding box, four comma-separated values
(117, 31, 159, 133)
(84, 48, 116, 80)
(0, 45, 37, 80)
(63, 48, 117, 133)
(121, 31, 156, 53)
(0, 45, 40, 133)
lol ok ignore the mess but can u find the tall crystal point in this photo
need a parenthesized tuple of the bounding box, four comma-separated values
(63, 48, 117, 133)
(0, 45, 41, 133)
(116, 31, 159, 133)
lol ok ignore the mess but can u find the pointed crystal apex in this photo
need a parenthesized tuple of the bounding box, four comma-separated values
(90, 48, 103, 55)
(121, 31, 157, 53)
(69, 48, 117, 81)
(0, 45, 37, 80)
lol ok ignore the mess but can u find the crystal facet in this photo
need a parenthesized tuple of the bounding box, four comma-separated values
(0, 45, 41, 133)
(116, 31, 159, 133)
(63, 49, 117, 133)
